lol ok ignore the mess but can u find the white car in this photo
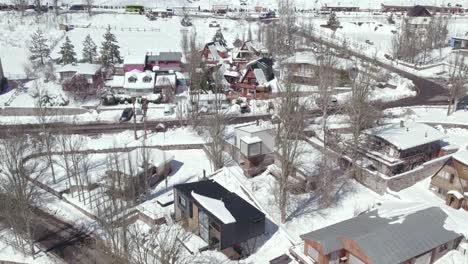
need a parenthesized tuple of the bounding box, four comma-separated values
(209, 20, 220, 27)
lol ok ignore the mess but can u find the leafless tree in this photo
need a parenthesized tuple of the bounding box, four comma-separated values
(274, 76, 306, 223)
(85, 0, 94, 16)
(275, 0, 297, 60)
(31, 81, 57, 184)
(0, 131, 46, 257)
(200, 72, 230, 170)
(447, 53, 468, 115)
(14, 0, 27, 16)
(344, 62, 381, 177)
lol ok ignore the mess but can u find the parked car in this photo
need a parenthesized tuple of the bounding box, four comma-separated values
(101, 94, 117, 106)
(69, 4, 85, 11)
(456, 95, 468, 111)
(209, 20, 220, 27)
(240, 103, 250, 114)
(365, 40, 374, 45)
(119, 108, 134, 122)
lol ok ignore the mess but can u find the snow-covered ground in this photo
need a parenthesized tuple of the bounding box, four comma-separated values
(0, 227, 61, 264)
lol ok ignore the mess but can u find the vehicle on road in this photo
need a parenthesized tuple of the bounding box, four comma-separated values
(120, 108, 134, 122)
(209, 20, 220, 27)
(69, 4, 86, 11)
(260, 11, 276, 19)
(125, 5, 144, 13)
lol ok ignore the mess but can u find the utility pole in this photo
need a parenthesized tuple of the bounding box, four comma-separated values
(132, 97, 137, 140)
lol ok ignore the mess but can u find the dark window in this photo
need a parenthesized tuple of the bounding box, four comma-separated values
(449, 174, 455, 183)
(210, 221, 220, 231)
(178, 195, 186, 208)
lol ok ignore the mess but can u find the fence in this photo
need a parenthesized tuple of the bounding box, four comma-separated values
(72, 24, 160, 32)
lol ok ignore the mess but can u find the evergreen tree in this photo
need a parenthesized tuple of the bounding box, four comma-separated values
(82, 34, 97, 63)
(327, 12, 340, 27)
(212, 29, 227, 47)
(100, 25, 122, 68)
(247, 24, 253, 41)
(29, 28, 50, 66)
(58, 36, 77, 65)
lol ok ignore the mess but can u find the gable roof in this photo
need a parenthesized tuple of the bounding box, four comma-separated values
(244, 57, 275, 82)
(364, 122, 445, 150)
(300, 207, 462, 264)
(453, 149, 468, 166)
(56, 63, 101, 75)
(174, 180, 265, 224)
(407, 5, 432, 17)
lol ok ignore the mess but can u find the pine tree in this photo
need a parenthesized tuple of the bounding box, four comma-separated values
(82, 34, 97, 63)
(29, 28, 50, 66)
(58, 36, 77, 65)
(387, 13, 395, 24)
(212, 29, 227, 47)
(327, 12, 340, 27)
(100, 25, 122, 68)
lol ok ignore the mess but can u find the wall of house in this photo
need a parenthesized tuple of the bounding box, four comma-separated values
(341, 238, 372, 264)
(303, 239, 330, 264)
(220, 216, 265, 250)
(431, 238, 462, 263)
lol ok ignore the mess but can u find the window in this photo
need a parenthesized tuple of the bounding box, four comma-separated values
(248, 142, 262, 156)
(143, 76, 152, 83)
(449, 174, 455, 183)
(307, 245, 319, 260)
(178, 195, 186, 208)
(128, 76, 137, 83)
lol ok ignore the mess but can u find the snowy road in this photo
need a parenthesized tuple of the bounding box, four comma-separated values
(296, 29, 450, 107)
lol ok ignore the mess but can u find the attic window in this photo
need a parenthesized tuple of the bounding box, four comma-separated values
(143, 76, 152, 83)
(128, 76, 137, 83)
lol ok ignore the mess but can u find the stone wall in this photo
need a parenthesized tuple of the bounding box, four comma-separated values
(387, 155, 450, 192)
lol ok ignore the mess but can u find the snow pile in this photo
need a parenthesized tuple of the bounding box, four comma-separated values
(191, 191, 236, 224)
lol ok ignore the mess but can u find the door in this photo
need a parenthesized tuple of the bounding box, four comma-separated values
(199, 210, 209, 243)
(414, 251, 432, 264)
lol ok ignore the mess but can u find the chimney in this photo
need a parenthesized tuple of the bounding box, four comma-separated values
(0, 58, 4, 80)
(425, 132, 428, 138)
(256, 120, 260, 126)
(400, 120, 404, 128)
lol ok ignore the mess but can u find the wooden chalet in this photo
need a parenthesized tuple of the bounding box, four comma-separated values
(202, 41, 229, 65)
(231, 57, 275, 99)
(430, 149, 468, 211)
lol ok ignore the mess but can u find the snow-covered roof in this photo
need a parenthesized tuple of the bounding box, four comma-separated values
(56, 63, 101, 75)
(124, 55, 146, 65)
(241, 136, 262, 145)
(447, 190, 464, 199)
(253, 68, 267, 84)
(364, 122, 445, 150)
(282, 51, 353, 70)
(116, 148, 174, 176)
(109, 75, 125, 88)
(452, 149, 468, 166)
(123, 70, 156, 89)
(191, 191, 236, 224)
(155, 74, 176, 87)
(236, 123, 273, 134)
(208, 45, 221, 61)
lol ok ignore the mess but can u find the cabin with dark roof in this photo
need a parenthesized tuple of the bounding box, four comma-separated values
(290, 207, 463, 264)
(173, 180, 265, 257)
